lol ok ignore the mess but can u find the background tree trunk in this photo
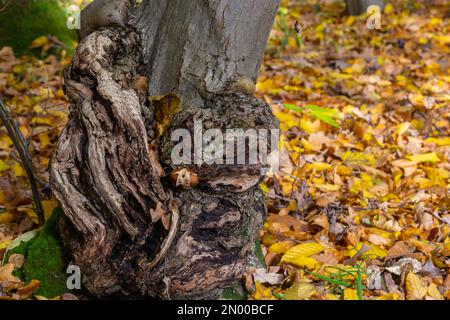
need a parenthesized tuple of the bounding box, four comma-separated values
(50, 0, 280, 299)
(346, 0, 385, 15)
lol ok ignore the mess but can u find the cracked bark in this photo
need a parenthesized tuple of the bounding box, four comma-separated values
(50, 0, 280, 299)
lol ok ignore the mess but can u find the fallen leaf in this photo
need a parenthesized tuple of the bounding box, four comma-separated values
(405, 272, 427, 300)
(343, 288, 359, 300)
(386, 241, 416, 260)
(284, 282, 317, 300)
(253, 268, 284, 286)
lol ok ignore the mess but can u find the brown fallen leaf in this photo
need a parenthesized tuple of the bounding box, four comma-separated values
(367, 233, 390, 246)
(0, 263, 22, 291)
(8, 253, 25, 269)
(422, 259, 442, 278)
(61, 293, 79, 300)
(16, 279, 40, 299)
(443, 274, 450, 291)
(253, 268, 285, 286)
(311, 253, 338, 265)
(312, 214, 329, 231)
(386, 241, 416, 260)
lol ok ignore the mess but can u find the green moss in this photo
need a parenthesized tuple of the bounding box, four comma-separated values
(254, 239, 266, 268)
(0, 0, 76, 56)
(221, 285, 248, 300)
(7, 207, 70, 298)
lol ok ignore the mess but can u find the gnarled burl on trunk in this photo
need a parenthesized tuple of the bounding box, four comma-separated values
(50, 0, 280, 299)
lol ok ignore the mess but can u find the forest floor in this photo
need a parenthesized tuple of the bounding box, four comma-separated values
(0, 0, 449, 300)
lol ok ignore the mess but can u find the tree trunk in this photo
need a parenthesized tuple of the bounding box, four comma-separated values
(346, 0, 385, 15)
(50, 0, 280, 299)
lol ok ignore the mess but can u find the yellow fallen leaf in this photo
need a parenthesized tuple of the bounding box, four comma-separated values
(18, 200, 58, 224)
(0, 212, 14, 224)
(425, 137, 450, 146)
(304, 162, 333, 172)
(30, 36, 49, 49)
(253, 282, 274, 300)
(38, 133, 50, 149)
(405, 272, 427, 300)
(0, 240, 11, 250)
(341, 151, 376, 167)
(284, 282, 317, 300)
(406, 152, 440, 164)
(344, 16, 356, 27)
(433, 35, 450, 45)
(384, 3, 394, 14)
(281, 255, 319, 269)
(300, 119, 322, 134)
(376, 292, 402, 300)
(13, 161, 25, 177)
(281, 242, 324, 269)
(315, 184, 341, 192)
(419, 37, 428, 45)
(0, 160, 10, 171)
(269, 241, 295, 254)
(283, 242, 325, 257)
(395, 122, 410, 136)
(337, 165, 353, 176)
(427, 283, 444, 300)
(343, 288, 359, 300)
(347, 242, 387, 258)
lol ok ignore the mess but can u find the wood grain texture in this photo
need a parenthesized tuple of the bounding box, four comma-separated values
(134, 0, 279, 106)
(50, 0, 280, 299)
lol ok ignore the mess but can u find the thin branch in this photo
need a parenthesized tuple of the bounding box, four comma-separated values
(0, 0, 11, 13)
(0, 99, 45, 225)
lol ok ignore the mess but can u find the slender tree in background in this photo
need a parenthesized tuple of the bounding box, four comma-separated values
(50, 0, 280, 299)
(346, 0, 385, 15)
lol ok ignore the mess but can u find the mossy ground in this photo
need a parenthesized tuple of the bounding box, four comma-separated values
(7, 207, 70, 298)
(0, 0, 76, 55)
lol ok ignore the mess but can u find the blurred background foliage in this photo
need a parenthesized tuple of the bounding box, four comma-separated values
(0, 0, 93, 56)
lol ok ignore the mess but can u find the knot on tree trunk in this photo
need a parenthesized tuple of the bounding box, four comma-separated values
(160, 93, 279, 193)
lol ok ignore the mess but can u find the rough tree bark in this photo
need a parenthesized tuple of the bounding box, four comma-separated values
(346, 0, 385, 15)
(50, 0, 280, 299)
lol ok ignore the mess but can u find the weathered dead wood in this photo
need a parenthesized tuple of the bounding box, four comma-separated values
(50, 0, 280, 299)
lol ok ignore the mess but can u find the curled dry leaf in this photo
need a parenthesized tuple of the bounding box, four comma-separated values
(422, 259, 442, 278)
(386, 241, 416, 260)
(367, 233, 390, 246)
(15, 279, 40, 300)
(386, 258, 422, 276)
(372, 216, 402, 232)
(253, 268, 285, 286)
(61, 293, 79, 300)
(8, 253, 25, 269)
(0, 263, 22, 291)
(366, 265, 383, 290)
